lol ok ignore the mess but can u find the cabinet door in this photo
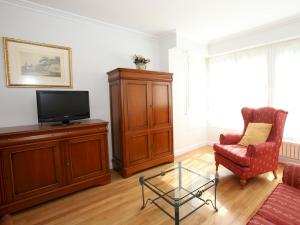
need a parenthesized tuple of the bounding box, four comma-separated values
(126, 132, 150, 166)
(67, 134, 109, 184)
(123, 80, 150, 132)
(2, 141, 63, 202)
(151, 129, 173, 159)
(151, 82, 172, 128)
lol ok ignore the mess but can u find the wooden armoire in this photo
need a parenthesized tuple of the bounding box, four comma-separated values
(107, 68, 174, 177)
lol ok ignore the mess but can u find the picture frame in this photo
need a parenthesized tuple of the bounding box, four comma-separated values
(3, 37, 72, 88)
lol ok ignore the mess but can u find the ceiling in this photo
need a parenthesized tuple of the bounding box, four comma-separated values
(28, 0, 300, 42)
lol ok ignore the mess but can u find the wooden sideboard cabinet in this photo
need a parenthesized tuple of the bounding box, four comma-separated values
(107, 68, 174, 177)
(0, 119, 111, 215)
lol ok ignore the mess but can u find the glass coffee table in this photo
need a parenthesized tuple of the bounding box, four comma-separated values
(139, 162, 218, 225)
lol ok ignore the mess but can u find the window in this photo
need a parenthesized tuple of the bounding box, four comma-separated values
(208, 48, 268, 130)
(208, 38, 300, 142)
(273, 40, 300, 141)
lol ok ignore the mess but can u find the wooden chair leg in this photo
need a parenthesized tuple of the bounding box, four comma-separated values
(215, 162, 219, 172)
(272, 170, 277, 179)
(240, 179, 247, 189)
(0, 215, 14, 225)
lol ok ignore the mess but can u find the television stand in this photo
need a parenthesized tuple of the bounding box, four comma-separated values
(0, 119, 111, 216)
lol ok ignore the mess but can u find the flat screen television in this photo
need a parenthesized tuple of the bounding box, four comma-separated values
(36, 90, 90, 124)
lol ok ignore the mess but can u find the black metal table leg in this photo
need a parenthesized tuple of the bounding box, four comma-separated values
(214, 177, 218, 212)
(174, 200, 180, 225)
(139, 176, 146, 209)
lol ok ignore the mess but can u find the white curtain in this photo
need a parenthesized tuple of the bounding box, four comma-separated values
(273, 40, 300, 141)
(208, 48, 268, 130)
(208, 38, 300, 142)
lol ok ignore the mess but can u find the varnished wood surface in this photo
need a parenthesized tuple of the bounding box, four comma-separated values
(0, 120, 111, 215)
(108, 68, 174, 177)
(107, 68, 173, 82)
(11, 146, 282, 225)
(0, 119, 108, 135)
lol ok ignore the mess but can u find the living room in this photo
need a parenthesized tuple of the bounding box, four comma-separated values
(0, 0, 300, 225)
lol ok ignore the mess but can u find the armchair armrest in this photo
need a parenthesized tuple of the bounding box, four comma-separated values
(219, 133, 243, 145)
(246, 142, 276, 157)
(282, 163, 300, 189)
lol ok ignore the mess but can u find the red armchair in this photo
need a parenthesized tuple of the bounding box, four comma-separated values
(214, 107, 288, 188)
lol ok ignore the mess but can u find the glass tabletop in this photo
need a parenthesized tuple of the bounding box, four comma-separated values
(143, 162, 216, 203)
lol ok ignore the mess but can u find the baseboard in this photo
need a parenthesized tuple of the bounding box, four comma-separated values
(174, 142, 208, 156)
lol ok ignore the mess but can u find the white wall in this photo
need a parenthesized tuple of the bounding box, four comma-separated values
(158, 31, 177, 72)
(169, 44, 208, 155)
(208, 15, 300, 56)
(0, 1, 161, 166)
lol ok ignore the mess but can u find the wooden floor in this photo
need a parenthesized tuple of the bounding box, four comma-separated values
(11, 146, 282, 225)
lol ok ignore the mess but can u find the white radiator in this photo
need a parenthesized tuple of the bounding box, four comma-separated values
(279, 142, 300, 162)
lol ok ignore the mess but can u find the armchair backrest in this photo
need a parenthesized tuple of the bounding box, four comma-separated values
(241, 107, 288, 147)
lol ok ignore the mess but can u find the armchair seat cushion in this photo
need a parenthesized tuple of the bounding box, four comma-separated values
(214, 144, 250, 167)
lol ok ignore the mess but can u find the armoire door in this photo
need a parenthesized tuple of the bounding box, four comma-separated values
(151, 82, 172, 128)
(151, 128, 173, 159)
(2, 141, 64, 202)
(126, 132, 150, 166)
(123, 80, 151, 132)
(123, 80, 151, 166)
(67, 134, 108, 184)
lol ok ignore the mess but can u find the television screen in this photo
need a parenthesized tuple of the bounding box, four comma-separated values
(36, 90, 90, 124)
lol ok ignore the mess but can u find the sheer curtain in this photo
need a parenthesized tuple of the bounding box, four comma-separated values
(273, 40, 300, 141)
(208, 48, 268, 130)
(208, 38, 300, 141)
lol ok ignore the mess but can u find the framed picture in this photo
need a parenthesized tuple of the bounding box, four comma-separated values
(3, 37, 72, 88)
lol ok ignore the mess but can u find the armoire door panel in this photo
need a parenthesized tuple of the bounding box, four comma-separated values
(124, 81, 149, 131)
(152, 82, 171, 127)
(68, 134, 106, 183)
(127, 133, 150, 165)
(151, 129, 172, 158)
(3, 141, 63, 201)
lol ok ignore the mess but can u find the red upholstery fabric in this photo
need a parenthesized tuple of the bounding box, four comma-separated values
(249, 184, 300, 225)
(247, 163, 300, 225)
(214, 107, 288, 181)
(220, 133, 243, 145)
(282, 163, 300, 189)
(247, 214, 276, 225)
(214, 144, 250, 166)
